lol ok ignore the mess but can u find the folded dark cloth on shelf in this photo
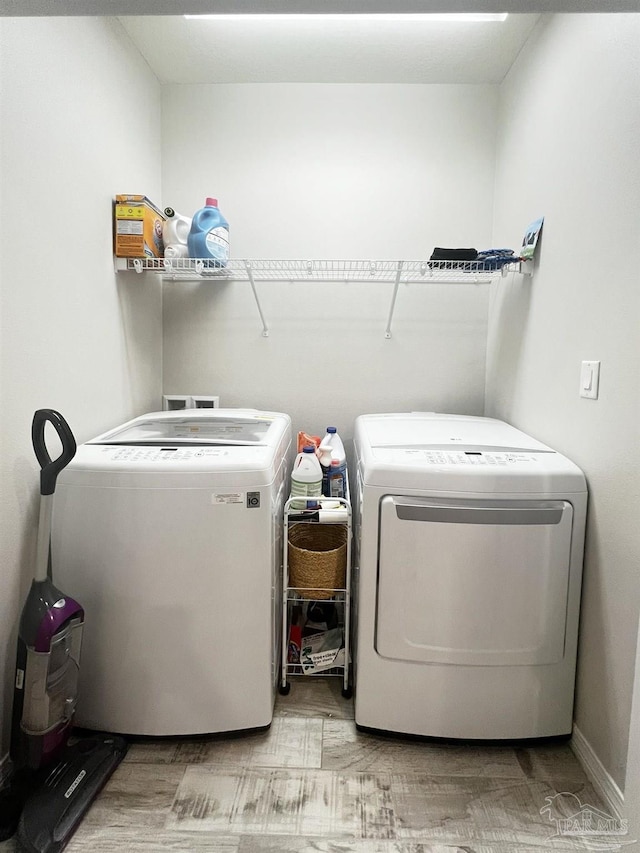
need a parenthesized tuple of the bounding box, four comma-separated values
(430, 247, 478, 261)
(477, 248, 515, 259)
(475, 248, 519, 270)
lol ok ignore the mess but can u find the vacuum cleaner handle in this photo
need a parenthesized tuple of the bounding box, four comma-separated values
(32, 409, 77, 496)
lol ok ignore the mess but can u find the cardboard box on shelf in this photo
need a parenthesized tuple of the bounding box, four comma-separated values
(114, 195, 165, 258)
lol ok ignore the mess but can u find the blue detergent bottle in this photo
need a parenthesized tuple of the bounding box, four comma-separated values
(187, 197, 229, 267)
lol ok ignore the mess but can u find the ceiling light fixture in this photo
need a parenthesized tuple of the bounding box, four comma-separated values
(184, 13, 509, 22)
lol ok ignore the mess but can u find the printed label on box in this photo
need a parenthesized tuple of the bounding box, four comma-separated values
(115, 205, 146, 219)
(117, 221, 144, 235)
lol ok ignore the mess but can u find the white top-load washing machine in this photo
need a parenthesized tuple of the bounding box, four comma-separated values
(52, 409, 292, 736)
(353, 413, 587, 740)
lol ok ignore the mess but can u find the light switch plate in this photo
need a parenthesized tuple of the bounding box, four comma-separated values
(580, 361, 600, 400)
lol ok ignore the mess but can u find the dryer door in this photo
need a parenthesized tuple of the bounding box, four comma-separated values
(375, 496, 574, 666)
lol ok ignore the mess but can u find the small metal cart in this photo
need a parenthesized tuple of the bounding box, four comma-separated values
(279, 493, 352, 698)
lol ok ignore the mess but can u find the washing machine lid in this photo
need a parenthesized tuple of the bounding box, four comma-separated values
(58, 409, 291, 483)
(89, 409, 284, 447)
(355, 413, 586, 494)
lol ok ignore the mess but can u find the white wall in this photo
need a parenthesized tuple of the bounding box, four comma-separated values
(625, 627, 640, 850)
(161, 84, 498, 438)
(0, 17, 163, 757)
(488, 14, 640, 790)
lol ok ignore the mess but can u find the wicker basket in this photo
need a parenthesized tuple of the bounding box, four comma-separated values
(288, 523, 347, 599)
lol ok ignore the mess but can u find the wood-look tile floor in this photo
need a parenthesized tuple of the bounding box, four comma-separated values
(0, 679, 609, 851)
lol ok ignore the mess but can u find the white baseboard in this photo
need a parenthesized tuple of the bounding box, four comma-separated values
(571, 724, 625, 819)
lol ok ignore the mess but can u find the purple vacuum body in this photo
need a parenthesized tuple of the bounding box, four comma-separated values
(11, 584, 85, 769)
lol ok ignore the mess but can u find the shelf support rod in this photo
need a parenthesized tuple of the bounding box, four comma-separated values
(385, 260, 404, 339)
(244, 260, 269, 337)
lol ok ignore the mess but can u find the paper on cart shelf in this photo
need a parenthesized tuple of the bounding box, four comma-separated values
(301, 628, 344, 675)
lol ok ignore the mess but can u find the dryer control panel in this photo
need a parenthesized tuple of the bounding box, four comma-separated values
(376, 448, 546, 467)
(420, 451, 539, 466)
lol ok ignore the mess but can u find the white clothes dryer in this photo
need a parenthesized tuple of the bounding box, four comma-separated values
(52, 409, 292, 736)
(353, 413, 587, 740)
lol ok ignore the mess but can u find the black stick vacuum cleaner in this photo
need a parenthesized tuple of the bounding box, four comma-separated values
(0, 410, 127, 852)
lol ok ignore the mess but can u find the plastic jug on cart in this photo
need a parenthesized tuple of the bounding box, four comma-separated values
(291, 446, 322, 509)
(318, 443, 333, 496)
(320, 427, 346, 463)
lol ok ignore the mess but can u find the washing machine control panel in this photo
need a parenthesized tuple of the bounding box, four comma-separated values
(98, 446, 229, 462)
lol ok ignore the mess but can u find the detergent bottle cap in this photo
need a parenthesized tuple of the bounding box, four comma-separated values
(326, 426, 337, 434)
(205, 197, 218, 207)
(302, 446, 316, 454)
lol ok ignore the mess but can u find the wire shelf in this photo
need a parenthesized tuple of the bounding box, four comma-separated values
(115, 257, 527, 337)
(116, 257, 513, 282)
